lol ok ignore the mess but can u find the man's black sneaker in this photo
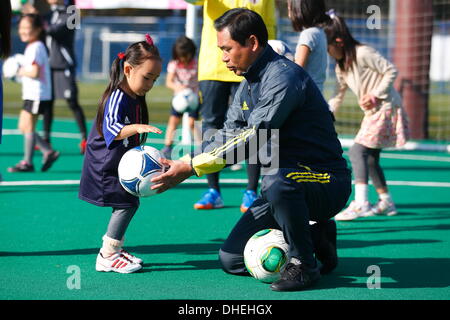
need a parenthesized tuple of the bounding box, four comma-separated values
(8, 160, 35, 173)
(270, 261, 321, 292)
(41, 151, 60, 172)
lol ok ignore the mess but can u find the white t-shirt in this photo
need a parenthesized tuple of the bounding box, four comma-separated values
(21, 41, 52, 101)
(297, 27, 328, 92)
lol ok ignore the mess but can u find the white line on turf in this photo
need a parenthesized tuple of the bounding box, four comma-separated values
(3, 129, 450, 162)
(1, 179, 450, 187)
(380, 153, 450, 162)
(2, 129, 166, 144)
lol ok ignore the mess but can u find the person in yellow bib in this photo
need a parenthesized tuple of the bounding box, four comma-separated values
(186, 0, 276, 211)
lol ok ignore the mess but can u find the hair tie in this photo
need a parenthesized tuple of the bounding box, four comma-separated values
(326, 9, 337, 19)
(117, 52, 125, 60)
(145, 34, 154, 46)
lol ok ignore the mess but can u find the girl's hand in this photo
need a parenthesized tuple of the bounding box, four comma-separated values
(359, 94, 380, 111)
(115, 124, 162, 141)
(135, 124, 162, 135)
(21, 3, 38, 14)
(17, 67, 25, 77)
(17, 65, 39, 79)
(174, 84, 188, 93)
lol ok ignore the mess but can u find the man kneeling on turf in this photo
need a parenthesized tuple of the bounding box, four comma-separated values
(151, 8, 351, 292)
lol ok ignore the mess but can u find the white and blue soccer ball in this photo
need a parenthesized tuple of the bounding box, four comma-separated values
(172, 88, 199, 113)
(118, 146, 167, 197)
(244, 229, 289, 283)
(2, 54, 25, 82)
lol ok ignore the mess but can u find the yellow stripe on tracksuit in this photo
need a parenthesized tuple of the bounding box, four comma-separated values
(191, 127, 256, 177)
(210, 127, 256, 158)
(286, 171, 331, 184)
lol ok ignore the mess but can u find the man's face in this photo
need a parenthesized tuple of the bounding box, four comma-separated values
(217, 27, 255, 76)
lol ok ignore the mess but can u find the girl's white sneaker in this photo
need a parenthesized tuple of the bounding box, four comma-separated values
(120, 249, 143, 265)
(335, 201, 374, 221)
(372, 200, 397, 216)
(96, 252, 142, 273)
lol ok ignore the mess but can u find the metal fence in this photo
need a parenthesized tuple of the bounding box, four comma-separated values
(7, 3, 450, 142)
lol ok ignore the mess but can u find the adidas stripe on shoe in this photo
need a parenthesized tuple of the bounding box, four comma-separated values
(120, 249, 143, 265)
(95, 252, 142, 273)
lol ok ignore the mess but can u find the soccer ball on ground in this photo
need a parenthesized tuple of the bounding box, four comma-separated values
(172, 88, 199, 113)
(2, 54, 25, 82)
(118, 146, 167, 197)
(244, 229, 289, 283)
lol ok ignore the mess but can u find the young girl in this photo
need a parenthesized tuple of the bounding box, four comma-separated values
(8, 14, 60, 173)
(161, 35, 200, 159)
(324, 15, 409, 221)
(79, 34, 162, 273)
(287, 0, 331, 92)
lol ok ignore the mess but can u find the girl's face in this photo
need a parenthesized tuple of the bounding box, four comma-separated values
(18, 18, 41, 43)
(124, 59, 162, 97)
(179, 53, 193, 65)
(327, 41, 344, 60)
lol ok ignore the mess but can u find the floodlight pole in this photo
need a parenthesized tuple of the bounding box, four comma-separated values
(185, 3, 198, 40)
(181, 3, 199, 145)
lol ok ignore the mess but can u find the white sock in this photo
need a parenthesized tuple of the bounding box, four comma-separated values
(379, 192, 392, 203)
(100, 234, 123, 258)
(355, 184, 369, 205)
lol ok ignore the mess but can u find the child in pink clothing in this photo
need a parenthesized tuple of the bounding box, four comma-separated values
(324, 14, 409, 221)
(161, 36, 200, 159)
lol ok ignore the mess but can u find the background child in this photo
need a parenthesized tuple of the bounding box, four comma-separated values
(8, 14, 59, 173)
(79, 34, 162, 273)
(287, 0, 331, 92)
(161, 35, 200, 159)
(43, 0, 88, 154)
(1, 0, 12, 148)
(324, 15, 409, 221)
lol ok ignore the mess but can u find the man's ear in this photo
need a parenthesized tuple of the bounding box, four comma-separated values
(247, 35, 259, 51)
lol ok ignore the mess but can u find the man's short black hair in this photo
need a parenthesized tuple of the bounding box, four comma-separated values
(214, 8, 268, 47)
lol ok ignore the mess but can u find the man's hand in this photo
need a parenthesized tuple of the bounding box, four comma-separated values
(150, 159, 194, 194)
